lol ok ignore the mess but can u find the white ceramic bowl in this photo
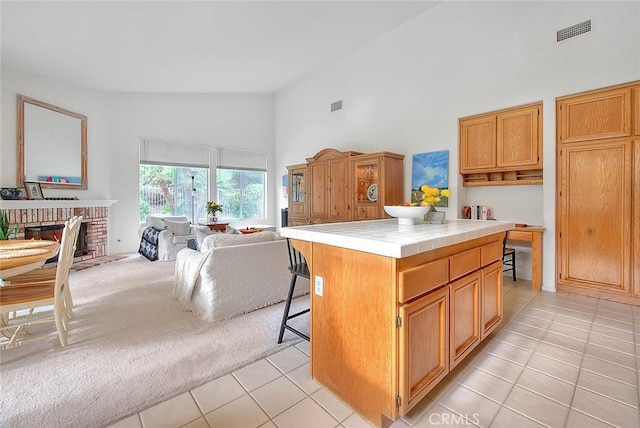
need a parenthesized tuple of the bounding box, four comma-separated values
(384, 205, 430, 225)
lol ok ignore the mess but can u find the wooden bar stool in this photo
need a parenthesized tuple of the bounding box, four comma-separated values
(278, 239, 310, 343)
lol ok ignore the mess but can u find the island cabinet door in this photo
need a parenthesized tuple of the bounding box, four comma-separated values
(449, 271, 481, 370)
(398, 286, 449, 415)
(480, 261, 503, 339)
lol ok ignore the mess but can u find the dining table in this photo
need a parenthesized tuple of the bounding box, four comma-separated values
(0, 239, 60, 282)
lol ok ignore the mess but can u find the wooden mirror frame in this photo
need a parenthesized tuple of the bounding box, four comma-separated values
(17, 94, 88, 190)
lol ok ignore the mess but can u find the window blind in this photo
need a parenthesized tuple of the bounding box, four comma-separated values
(217, 148, 267, 172)
(139, 138, 210, 168)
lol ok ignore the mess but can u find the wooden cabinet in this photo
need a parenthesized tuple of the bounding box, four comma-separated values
(558, 141, 632, 293)
(557, 80, 639, 305)
(301, 232, 505, 426)
(559, 87, 631, 143)
(398, 286, 449, 415)
(481, 261, 503, 339)
(287, 164, 307, 226)
(460, 102, 542, 186)
(288, 148, 403, 224)
(306, 149, 360, 222)
(449, 272, 480, 370)
(460, 115, 496, 172)
(351, 152, 404, 221)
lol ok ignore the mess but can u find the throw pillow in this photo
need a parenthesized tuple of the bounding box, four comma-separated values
(201, 231, 277, 250)
(193, 225, 213, 250)
(162, 218, 191, 235)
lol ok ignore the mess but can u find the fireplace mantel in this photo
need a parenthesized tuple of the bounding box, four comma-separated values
(0, 200, 116, 209)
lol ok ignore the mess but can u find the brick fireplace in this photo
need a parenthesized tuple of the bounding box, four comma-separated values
(0, 200, 115, 262)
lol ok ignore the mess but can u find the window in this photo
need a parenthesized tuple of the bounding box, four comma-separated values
(216, 148, 267, 220)
(139, 139, 210, 222)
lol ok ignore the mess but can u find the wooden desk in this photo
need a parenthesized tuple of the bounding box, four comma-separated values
(198, 222, 229, 233)
(0, 240, 60, 280)
(506, 225, 546, 292)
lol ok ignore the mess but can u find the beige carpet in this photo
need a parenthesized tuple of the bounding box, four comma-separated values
(0, 254, 306, 428)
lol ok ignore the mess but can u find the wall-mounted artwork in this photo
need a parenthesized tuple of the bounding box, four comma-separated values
(282, 174, 288, 198)
(411, 150, 449, 207)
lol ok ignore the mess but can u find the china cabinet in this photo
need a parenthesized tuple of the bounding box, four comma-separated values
(460, 102, 543, 186)
(287, 148, 404, 225)
(556, 80, 640, 304)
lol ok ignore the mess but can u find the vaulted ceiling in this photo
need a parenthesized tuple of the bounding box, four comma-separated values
(1, 1, 440, 93)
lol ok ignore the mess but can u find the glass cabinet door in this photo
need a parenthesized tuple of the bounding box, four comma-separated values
(291, 172, 305, 203)
(355, 161, 379, 203)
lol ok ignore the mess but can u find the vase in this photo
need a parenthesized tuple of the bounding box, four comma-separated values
(209, 215, 218, 223)
(424, 209, 446, 224)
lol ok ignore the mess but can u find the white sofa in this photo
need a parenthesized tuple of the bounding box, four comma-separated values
(138, 215, 205, 261)
(174, 231, 308, 322)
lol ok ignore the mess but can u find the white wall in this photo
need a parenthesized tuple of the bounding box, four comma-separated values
(274, 1, 640, 290)
(1, 68, 275, 254)
(105, 92, 274, 253)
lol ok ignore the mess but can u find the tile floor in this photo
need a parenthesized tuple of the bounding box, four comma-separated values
(109, 278, 640, 428)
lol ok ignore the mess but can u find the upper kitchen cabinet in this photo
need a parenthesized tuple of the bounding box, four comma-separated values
(460, 102, 543, 186)
(559, 87, 632, 143)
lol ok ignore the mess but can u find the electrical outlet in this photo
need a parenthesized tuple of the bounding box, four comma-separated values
(314, 275, 323, 296)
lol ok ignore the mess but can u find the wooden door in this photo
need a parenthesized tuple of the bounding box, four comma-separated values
(558, 140, 632, 292)
(308, 161, 327, 219)
(328, 158, 350, 221)
(398, 286, 449, 415)
(497, 104, 541, 169)
(449, 272, 480, 369)
(460, 115, 496, 172)
(480, 261, 503, 339)
(559, 87, 631, 143)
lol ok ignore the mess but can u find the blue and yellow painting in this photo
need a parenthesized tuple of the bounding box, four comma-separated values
(411, 150, 449, 207)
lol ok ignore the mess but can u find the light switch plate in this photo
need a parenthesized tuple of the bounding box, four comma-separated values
(314, 275, 323, 296)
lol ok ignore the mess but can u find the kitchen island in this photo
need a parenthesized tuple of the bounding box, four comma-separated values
(281, 218, 514, 427)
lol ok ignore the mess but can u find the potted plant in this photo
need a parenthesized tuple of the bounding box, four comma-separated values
(205, 202, 223, 223)
(0, 210, 18, 240)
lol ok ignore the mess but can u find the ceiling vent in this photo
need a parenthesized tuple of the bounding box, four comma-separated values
(557, 19, 592, 42)
(331, 100, 343, 112)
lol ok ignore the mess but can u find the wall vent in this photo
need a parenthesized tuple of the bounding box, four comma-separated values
(331, 100, 343, 112)
(557, 19, 592, 42)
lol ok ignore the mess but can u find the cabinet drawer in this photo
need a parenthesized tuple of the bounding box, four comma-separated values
(481, 241, 503, 267)
(399, 257, 449, 303)
(449, 248, 480, 281)
(507, 230, 532, 242)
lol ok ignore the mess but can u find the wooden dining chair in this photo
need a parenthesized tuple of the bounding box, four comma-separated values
(0, 215, 82, 349)
(502, 235, 516, 281)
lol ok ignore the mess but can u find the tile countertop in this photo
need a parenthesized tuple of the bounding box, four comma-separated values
(281, 218, 515, 259)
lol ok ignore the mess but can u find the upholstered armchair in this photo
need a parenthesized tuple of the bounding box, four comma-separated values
(138, 215, 201, 261)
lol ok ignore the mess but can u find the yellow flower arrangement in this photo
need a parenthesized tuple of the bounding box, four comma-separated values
(206, 201, 223, 216)
(418, 185, 451, 211)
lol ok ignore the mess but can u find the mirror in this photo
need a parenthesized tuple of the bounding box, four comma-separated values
(17, 94, 87, 189)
